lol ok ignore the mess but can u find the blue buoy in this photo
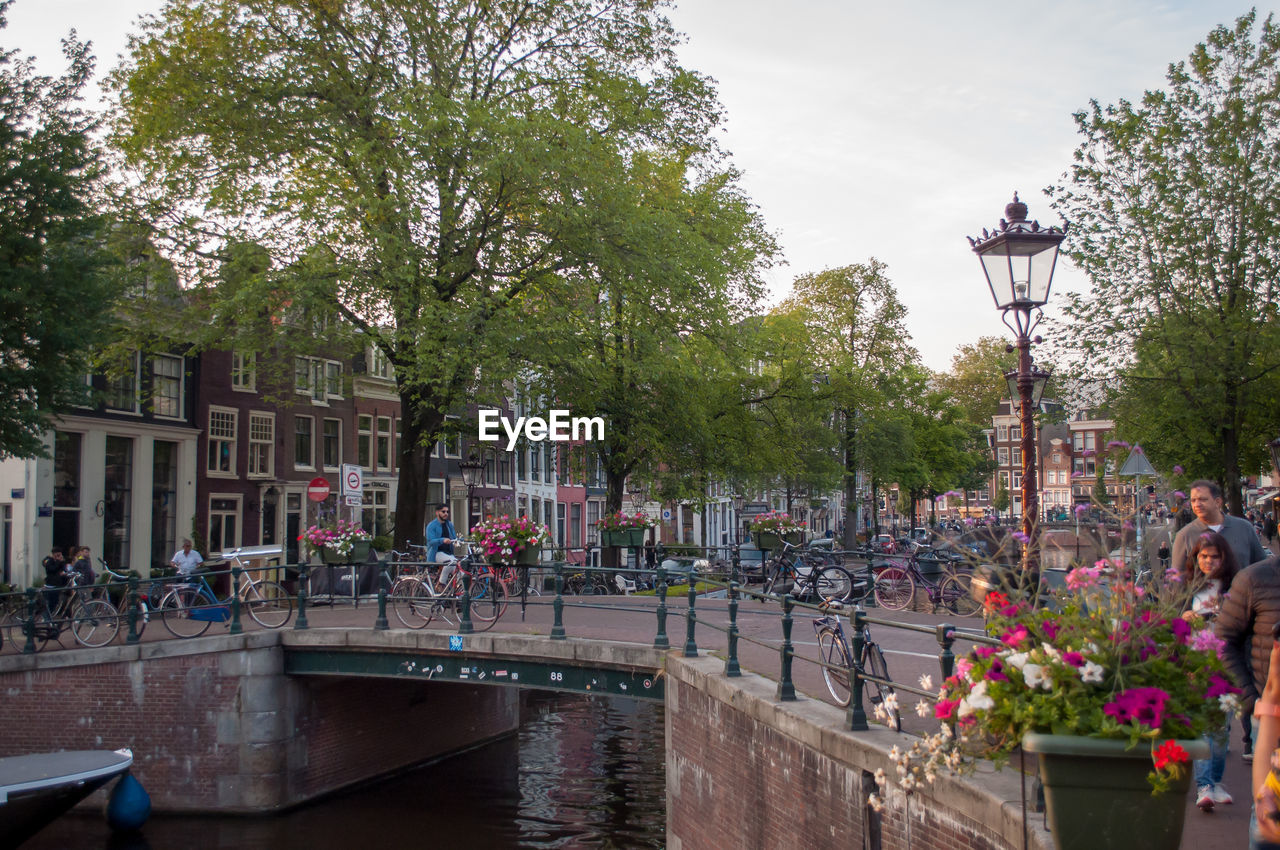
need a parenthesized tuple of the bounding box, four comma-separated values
(106, 771, 151, 832)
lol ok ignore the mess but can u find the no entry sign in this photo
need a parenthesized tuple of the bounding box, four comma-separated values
(307, 477, 330, 502)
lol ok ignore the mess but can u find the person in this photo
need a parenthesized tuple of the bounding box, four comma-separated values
(1218, 542, 1280, 771)
(1181, 531, 1241, 810)
(1248, 641, 1280, 848)
(70, 546, 95, 588)
(425, 504, 458, 592)
(1172, 480, 1268, 576)
(41, 546, 71, 615)
(1157, 538, 1171, 572)
(1267, 514, 1278, 548)
(170, 539, 204, 577)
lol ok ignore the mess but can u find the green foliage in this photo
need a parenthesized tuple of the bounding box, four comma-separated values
(937, 337, 1019, 429)
(0, 5, 117, 458)
(993, 480, 1010, 514)
(1048, 10, 1280, 513)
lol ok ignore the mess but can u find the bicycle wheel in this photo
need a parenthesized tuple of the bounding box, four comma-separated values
(468, 578, 509, 630)
(1, 609, 29, 652)
(244, 581, 293, 628)
(864, 643, 901, 731)
(762, 558, 788, 597)
(941, 574, 982, 617)
(71, 599, 120, 648)
(160, 586, 212, 638)
(392, 577, 432, 629)
(813, 566, 855, 604)
(817, 628, 852, 707)
(873, 567, 915, 611)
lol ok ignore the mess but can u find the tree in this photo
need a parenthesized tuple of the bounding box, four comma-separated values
(109, 0, 743, 547)
(937, 336, 1019, 429)
(0, 5, 117, 458)
(1048, 11, 1280, 515)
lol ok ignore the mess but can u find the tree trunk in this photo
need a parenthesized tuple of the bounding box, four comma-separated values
(842, 413, 858, 549)
(393, 384, 446, 551)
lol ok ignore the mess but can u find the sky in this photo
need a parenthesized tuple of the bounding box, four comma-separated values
(5, 0, 1274, 370)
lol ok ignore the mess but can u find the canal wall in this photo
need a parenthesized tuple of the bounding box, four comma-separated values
(0, 632, 519, 813)
(664, 653, 1051, 850)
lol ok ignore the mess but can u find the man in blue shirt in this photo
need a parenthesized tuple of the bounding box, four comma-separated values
(425, 504, 458, 591)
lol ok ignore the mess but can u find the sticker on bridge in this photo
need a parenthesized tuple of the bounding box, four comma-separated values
(449, 635, 464, 651)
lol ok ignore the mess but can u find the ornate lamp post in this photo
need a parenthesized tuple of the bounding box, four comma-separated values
(459, 448, 487, 536)
(1004, 364, 1052, 523)
(732, 493, 747, 544)
(889, 490, 899, 536)
(970, 194, 1066, 574)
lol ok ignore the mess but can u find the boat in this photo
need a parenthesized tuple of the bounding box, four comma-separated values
(0, 749, 134, 846)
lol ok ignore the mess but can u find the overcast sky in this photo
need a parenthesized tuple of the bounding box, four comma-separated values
(6, 1, 1273, 369)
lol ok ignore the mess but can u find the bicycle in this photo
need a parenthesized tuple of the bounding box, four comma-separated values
(872, 555, 981, 616)
(391, 542, 509, 631)
(97, 559, 170, 638)
(2, 573, 120, 650)
(762, 541, 862, 604)
(159, 560, 293, 638)
(812, 609, 901, 730)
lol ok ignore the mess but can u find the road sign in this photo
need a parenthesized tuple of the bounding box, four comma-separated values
(341, 463, 364, 497)
(344, 495, 362, 507)
(307, 477, 330, 503)
(662, 509, 672, 521)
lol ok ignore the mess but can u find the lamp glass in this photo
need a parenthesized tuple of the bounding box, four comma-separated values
(459, 452, 485, 489)
(977, 235, 1061, 310)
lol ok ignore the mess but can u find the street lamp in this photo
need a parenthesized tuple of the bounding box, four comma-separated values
(459, 447, 486, 535)
(732, 493, 747, 544)
(1005, 363, 1052, 523)
(970, 193, 1066, 575)
(889, 490, 899, 536)
(627, 478, 648, 511)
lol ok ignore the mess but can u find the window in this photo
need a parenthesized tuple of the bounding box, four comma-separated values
(570, 503, 582, 548)
(361, 487, 391, 537)
(517, 442, 527, 481)
(1011, 426, 1021, 441)
(544, 445, 555, 481)
(323, 418, 341, 469)
(1052, 452, 1062, 464)
(295, 416, 314, 469)
(370, 347, 394, 380)
(376, 416, 391, 470)
(587, 502, 600, 544)
(1013, 447, 1022, 466)
(294, 356, 343, 403)
(444, 431, 460, 458)
(1072, 432, 1084, 450)
(208, 408, 237, 474)
(1012, 472, 1022, 490)
(358, 415, 372, 468)
(530, 444, 541, 482)
(997, 447, 1009, 465)
(209, 497, 240, 553)
(105, 352, 140, 413)
(997, 424, 1009, 442)
(999, 472, 1010, 489)
(326, 361, 343, 397)
(248, 413, 274, 477)
(557, 503, 566, 546)
(152, 355, 183, 418)
(231, 352, 256, 391)
(1085, 432, 1096, 451)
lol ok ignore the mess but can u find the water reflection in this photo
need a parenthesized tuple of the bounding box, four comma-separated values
(26, 692, 666, 849)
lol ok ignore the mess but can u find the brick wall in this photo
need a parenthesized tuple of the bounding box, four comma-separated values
(665, 654, 1050, 850)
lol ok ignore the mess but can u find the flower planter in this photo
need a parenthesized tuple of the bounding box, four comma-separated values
(753, 530, 803, 551)
(321, 540, 371, 565)
(601, 528, 645, 548)
(1022, 733, 1208, 850)
(490, 545, 542, 566)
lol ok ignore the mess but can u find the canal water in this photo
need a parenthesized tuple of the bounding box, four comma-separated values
(26, 692, 667, 849)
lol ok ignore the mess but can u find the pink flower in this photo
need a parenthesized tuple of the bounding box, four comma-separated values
(1103, 687, 1170, 729)
(1001, 624, 1031, 647)
(1062, 651, 1086, 667)
(935, 698, 959, 720)
(1190, 629, 1225, 656)
(1173, 465, 1184, 475)
(1170, 618, 1191, 644)
(1205, 674, 1240, 700)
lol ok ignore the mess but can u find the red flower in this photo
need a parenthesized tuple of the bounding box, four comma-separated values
(984, 591, 1010, 613)
(1152, 740, 1188, 771)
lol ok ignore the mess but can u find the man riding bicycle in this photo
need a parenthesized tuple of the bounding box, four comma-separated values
(426, 504, 459, 592)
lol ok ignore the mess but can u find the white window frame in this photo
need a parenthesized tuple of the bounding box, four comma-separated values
(376, 415, 392, 471)
(207, 406, 237, 477)
(248, 411, 275, 478)
(152, 354, 184, 419)
(997, 447, 1009, 465)
(325, 361, 343, 398)
(208, 494, 242, 554)
(294, 415, 315, 471)
(105, 351, 141, 414)
(358, 415, 373, 469)
(370, 347, 394, 380)
(997, 424, 1009, 442)
(231, 352, 257, 392)
(322, 417, 342, 471)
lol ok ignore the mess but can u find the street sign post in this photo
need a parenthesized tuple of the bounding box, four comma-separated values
(307, 477, 330, 503)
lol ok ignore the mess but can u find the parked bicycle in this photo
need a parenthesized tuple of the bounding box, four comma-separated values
(762, 541, 863, 604)
(159, 561, 293, 638)
(873, 556, 981, 616)
(1, 572, 119, 650)
(812, 609, 901, 730)
(97, 559, 170, 638)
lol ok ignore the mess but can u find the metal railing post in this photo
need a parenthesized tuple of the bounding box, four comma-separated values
(294, 565, 310, 630)
(776, 594, 796, 700)
(683, 583, 698, 657)
(730, 543, 741, 587)
(653, 564, 669, 649)
(374, 568, 390, 630)
(848, 608, 869, 730)
(229, 567, 244, 635)
(550, 562, 566, 640)
(126, 576, 140, 644)
(23, 587, 37, 654)
(936, 622, 956, 680)
(457, 570, 475, 634)
(725, 580, 741, 677)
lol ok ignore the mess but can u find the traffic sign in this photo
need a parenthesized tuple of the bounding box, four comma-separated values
(344, 494, 363, 507)
(307, 477, 330, 503)
(662, 509, 672, 521)
(341, 463, 364, 497)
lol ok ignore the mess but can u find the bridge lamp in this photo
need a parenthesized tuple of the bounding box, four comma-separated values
(459, 448, 486, 533)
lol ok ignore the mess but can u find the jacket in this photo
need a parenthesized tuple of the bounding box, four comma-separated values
(1215, 555, 1280, 701)
(1171, 514, 1268, 576)
(426, 517, 456, 562)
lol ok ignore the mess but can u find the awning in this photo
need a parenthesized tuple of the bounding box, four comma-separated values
(1255, 490, 1279, 505)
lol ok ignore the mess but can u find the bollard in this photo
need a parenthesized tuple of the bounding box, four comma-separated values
(374, 568, 390, 630)
(126, 576, 140, 644)
(457, 570, 475, 635)
(848, 608, 869, 730)
(294, 565, 310, 630)
(725, 580, 741, 676)
(776, 594, 796, 701)
(653, 564, 669, 649)
(683, 583, 698, 658)
(550, 562, 566, 640)
(229, 567, 243, 635)
(936, 622, 956, 680)
(23, 587, 37, 654)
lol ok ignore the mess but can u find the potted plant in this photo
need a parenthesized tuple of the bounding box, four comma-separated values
(300, 519, 372, 564)
(933, 564, 1234, 850)
(749, 511, 805, 551)
(472, 515, 551, 565)
(596, 511, 656, 548)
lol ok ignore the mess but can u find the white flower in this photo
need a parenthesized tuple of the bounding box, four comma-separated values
(966, 680, 994, 711)
(1040, 643, 1061, 660)
(873, 768, 887, 788)
(918, 674, 933, 691)
(1220, 693, 1241, 715)
(868, 793, 884, 813)
(915, 700, 930, 717)
(1081, 661, 1104, 684)
(1022, 663, 1051, 690)
(1006, 651, 1030, 669)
